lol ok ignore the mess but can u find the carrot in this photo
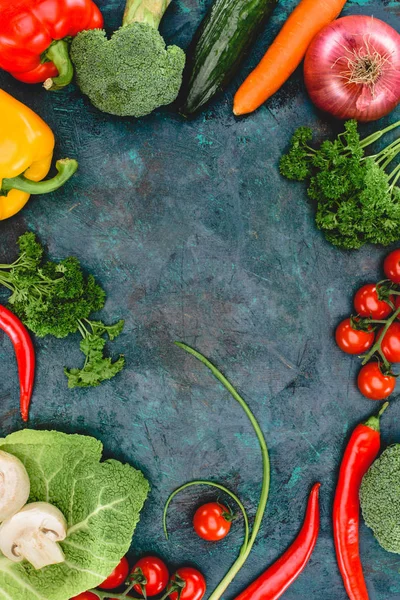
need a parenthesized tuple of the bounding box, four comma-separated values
(233, 0, 348, 115)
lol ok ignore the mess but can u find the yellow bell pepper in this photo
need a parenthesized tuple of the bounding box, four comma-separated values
(0, 90, 78, 220)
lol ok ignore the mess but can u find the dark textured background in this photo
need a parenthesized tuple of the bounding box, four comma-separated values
(0, 0, 400, 598)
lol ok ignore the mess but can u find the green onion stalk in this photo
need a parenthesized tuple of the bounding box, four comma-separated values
(167, 342, 271, 600)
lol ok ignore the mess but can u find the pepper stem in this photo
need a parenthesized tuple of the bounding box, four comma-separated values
(43, 40, 74, 91)
(122, 0, 172, 29)
(364, 401, 389, 432)
(1, 159, 78, 195)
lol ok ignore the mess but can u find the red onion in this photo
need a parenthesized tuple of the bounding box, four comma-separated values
(304, 15, 400, 122)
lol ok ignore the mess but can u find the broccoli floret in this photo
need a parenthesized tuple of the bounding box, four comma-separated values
(360, 445, 400, 553)
(71, 17, 185, 117)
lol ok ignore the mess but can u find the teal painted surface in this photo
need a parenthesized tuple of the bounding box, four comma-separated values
(0, 0, 400, 598)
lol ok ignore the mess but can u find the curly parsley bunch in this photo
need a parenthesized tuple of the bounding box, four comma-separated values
(0, 233, 125, 388)
(280, 120, 400, 249)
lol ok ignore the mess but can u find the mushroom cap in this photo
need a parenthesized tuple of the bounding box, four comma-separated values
(0, 502, 67, 569)
(0, 451, 30, 521)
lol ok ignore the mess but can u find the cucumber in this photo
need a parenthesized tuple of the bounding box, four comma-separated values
(181, 0, 278, 115)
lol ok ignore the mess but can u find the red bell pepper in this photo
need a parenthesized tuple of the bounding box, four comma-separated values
(0, 0, 103, 90)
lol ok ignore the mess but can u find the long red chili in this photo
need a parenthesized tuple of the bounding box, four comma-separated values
(235, 483, 320, 600)
(0, 304, 35, 422)
(333, 402, 388, 600)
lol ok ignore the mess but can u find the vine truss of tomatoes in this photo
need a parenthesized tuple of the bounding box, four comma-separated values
(336, 250, 400, 401)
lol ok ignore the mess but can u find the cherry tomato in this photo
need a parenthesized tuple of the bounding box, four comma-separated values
(70, 594, 98, 600)
(357, 362, 396, 400)
(395, 296, 400, 316)
(98, 556, 129, 590)
(380, 322, 400, 363)
(335, 318, 374, 355)
(384, 249, 400, 284)
(131, 556, 169, 596)
(354, 284, 393, 319)
(169, 567, 206, 600)
(193, 503, 232, 541)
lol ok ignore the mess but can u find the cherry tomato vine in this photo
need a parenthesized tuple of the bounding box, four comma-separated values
(336, 249, 400, 401)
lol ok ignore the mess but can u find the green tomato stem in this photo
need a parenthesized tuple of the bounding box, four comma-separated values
(174, 342, 270, 600)
(362, 306, 400, 365)
(2, 159, 78, 195)
(163, 480, 250, 553)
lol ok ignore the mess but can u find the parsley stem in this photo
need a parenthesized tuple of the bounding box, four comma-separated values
(360, 120, 400, 149)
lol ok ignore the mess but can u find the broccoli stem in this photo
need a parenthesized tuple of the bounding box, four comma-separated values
(1, 159, 78, 195)
(122, 0, 171, 29)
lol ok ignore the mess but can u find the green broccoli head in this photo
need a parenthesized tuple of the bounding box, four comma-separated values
(70, 23, 185, 117)
(360, 444, 400, 553)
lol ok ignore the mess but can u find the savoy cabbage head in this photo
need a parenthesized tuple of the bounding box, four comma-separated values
(0, 429, 149, 599)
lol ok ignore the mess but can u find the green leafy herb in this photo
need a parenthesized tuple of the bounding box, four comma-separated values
(0, 429, 149, 600)
(280, 120, 400, 249)
(0, 232, 125, 387)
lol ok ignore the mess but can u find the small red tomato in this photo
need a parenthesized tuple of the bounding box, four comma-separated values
(70, 594, 98, 600)
(357, 362, 396, 400)
(98, 556, 129, 590)
(193, 503, 232, 541)
(335, 318, 374, 355)
(169, 567, 206, 600)
(131, 556, 169, 596)
(384, 250, 400, 284)
(354, 284, 393, 319)
(395, 296, 400, 316)
(380, 322, 400, 363)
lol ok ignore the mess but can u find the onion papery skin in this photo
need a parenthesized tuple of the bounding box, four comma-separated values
(304, 15, 400, 122)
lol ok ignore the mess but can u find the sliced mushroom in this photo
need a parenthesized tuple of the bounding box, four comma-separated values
(0, 502, 67, 569)
(0, 451, 30, 521)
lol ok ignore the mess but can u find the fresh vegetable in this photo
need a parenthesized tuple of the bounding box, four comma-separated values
(233, 0, 347, 115)
(170, 343, 270, 600)
(360, 443, 400, 553)
(379, 322, 400, 363)
(354, 285, 393, 320)
(0, 90, 77, 220)
(0, 451, 30, 521)
(357, 363, 396, 401)
(98, 557, 130, 590)
(234, 483, 320, 600)
(0, 429, 149, 599)
(131, 556, 169, 596)
(304, 16, 400, 122)
(333, 403, 388, 599)
(384, 249, 400, 284)
(335, 319, 374, 355)
(71, 594, 99, 600)
(180, 0, 277, 115)
(0, 0, 103, 89)
(0, 232, 125, 388)
(0, 304, 35, 421)
(168, 567, 207, 600)
(0, 502, 67, 570)
(280, 119, 400, 249)
(193, 502, 232, 541)
(70, 0, 185, 117)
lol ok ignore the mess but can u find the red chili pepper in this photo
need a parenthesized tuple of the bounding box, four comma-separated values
(0, 305, 35, 421)
(333, 403, 388, 600)
(0, 0, 103, 89)
(234, 483, 320, 600)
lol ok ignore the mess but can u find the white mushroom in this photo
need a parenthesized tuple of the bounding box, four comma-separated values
(0, 502, 67, 569)
(0, 451, 30, 521)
